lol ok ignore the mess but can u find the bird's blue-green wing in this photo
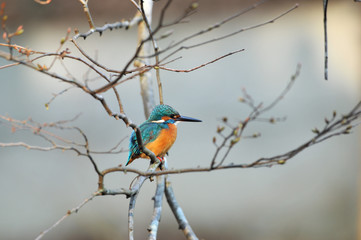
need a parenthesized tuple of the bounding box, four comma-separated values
(127, 122, 163, 164)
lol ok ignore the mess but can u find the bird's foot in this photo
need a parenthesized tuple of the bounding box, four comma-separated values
(157, 157, 164, 170)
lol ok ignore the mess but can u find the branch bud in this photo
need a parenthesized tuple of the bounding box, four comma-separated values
(190, 2, 199, 10)
(278, 159, 286, 164)
(233, 128, 239, 136)
(216, 126, 225, 133)
(230, 137, 240, 145)
(15, 25, 24, 35)
(311, 128, 320, 134)
(252, 132, 260, 138)
(344, 125, 352, 134)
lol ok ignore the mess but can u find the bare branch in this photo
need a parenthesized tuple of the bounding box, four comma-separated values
(210, 64, 301, 168)
(0, 49, 89, 90)
(89, 136, 127, 154)
(0, 115, 83, 147)
(188, 3, 299, 49)
(158, 49, 244, 73)
(0, 43, 45, 55)
(258, 63, 301, 115)
(78, 0, 95, 30)
(136, 0, 156, 117)
(70, 39, 125, 74)
(45, 86, 74, 110)
(0, 61, 20, 69)
(101, 100, 361, 177)
(163, 0, 268, 53)
(158, 3, 298, 62)
(0, 141, 78, 153)
(323, 0, 328, 80)
(147, 175, 165, 240)
(165, 175, 198, 240)
(35, 190, 102, 240)
(139, 0, 170, 105)
(128, 161, 161, 240)
(73, 16, 143, 40)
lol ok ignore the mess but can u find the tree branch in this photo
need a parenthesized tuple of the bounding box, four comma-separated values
(128, 161, 161, 240)
(73, 15, 143, 40)
(158, 49, 244, 73)
(135, 0, 156, 117)
(323, 0, 328, 80)
(165, 176, 198, 240)
(34, 190, 102, 240)
(97, 100, 361, 178)
(147, 175, 165, 240)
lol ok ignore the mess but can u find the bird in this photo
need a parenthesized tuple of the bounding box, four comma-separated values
(126, 104, 202, 166)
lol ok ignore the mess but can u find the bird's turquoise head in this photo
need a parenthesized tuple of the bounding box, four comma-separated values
(148, 104, 202, 123)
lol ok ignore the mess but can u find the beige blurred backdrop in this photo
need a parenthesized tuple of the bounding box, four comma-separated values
(0, 0, 360, 239)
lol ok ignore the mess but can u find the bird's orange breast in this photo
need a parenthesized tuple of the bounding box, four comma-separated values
(144, 123, 177, 158)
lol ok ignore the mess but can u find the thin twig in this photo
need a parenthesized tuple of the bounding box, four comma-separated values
(78, 0, 95, 30)
(70, 39, 126, 74)
(34, 190, 102, 240)
(158, 3, 298, 62)
(45, 86, 74, 110)
(73, 16, 142, 40)
(259, 63, 301, 114)
(0, 62, 20, 69)
(323, 0, 328, 80)
(0, 115, 84, 147)
(161, 0, 268, 55)
(158, 49, 244, 73)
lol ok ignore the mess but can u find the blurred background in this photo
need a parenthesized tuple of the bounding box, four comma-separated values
(0, 0, 360, 239)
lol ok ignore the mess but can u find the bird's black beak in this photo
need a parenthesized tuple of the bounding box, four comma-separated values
(175, 115, 202, 122)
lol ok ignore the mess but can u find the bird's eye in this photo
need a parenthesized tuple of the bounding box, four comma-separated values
(170, 114, 176, 119)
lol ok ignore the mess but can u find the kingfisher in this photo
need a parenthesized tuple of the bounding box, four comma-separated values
(126, 104, 202, 166)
